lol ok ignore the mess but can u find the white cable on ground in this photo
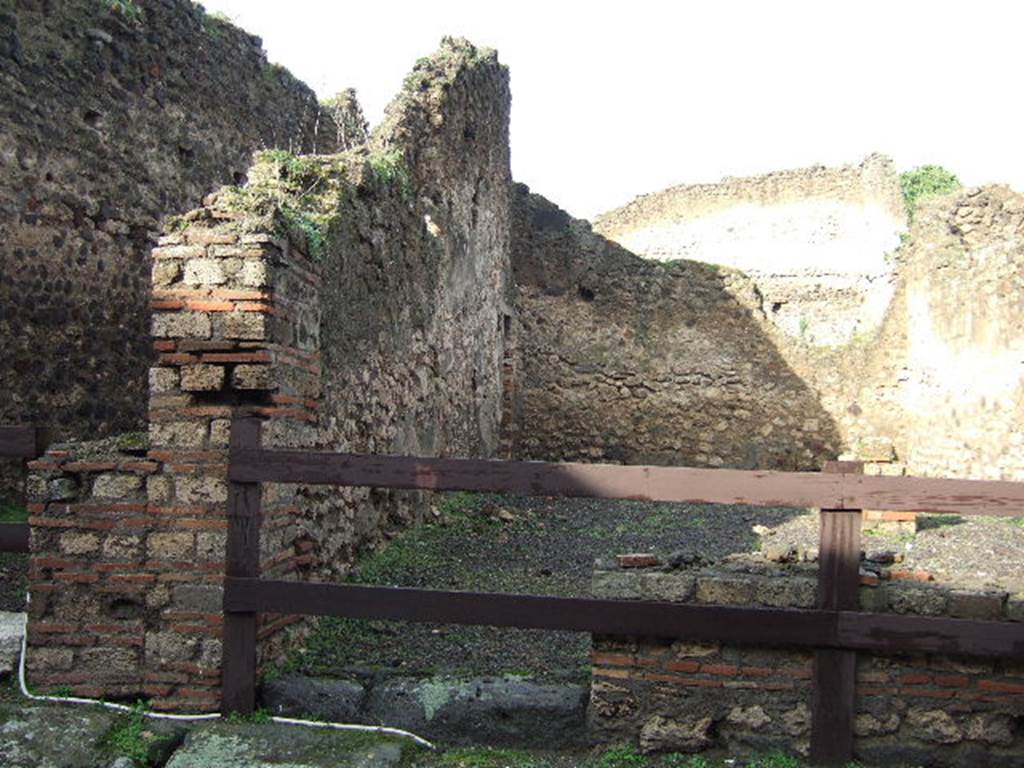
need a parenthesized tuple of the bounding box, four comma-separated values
(17, 605, 434, 749)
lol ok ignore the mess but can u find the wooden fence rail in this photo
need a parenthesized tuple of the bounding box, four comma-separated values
(229, 446, 1024, 517)
(0, 425, 48, 554)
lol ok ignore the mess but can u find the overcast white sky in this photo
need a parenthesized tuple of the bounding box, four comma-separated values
(202, 0, 1024, 220)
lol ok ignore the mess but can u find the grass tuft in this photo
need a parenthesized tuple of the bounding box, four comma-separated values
(900, 165, 961, 218)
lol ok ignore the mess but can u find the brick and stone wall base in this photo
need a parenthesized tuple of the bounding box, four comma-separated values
(590, 558, 1024, 766)
(25, 217, 320, 710)
(25, 436, 226, 708)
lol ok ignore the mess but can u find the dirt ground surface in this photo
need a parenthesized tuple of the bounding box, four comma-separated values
(285, 494, 800, 680)
(761, 511, 1024, 592)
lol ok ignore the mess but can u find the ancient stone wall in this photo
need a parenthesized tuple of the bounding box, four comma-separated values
(590, 558, 1024, 765)
(23, 38, 513, 708)
(594, 155, 907, 351)
(512, 165, 1024, 482)
(0, 0, 337, 450)
(298, 37, 512, 579)
(508, 185, 841, 470)
(805, 186, 1024, 480)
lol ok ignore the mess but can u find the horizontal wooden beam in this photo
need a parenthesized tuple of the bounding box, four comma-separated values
(224, 577, 836, 646)
(228, 449, 1024, 517)
(0, 522, 30, 553)
(0, 426, 48, 459)
(836, 612, 1024, 658)
(223, 578, 1024, 659)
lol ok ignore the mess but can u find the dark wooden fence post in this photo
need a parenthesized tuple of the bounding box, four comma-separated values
(810, 460, 864, 765)
(222, 417, 262, 715)
(0, 425, 49, 458)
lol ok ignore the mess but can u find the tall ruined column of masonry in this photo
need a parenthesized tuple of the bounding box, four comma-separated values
(26, 210, 321, 711)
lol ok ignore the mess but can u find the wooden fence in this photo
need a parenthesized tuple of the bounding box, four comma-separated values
(222, 418, 1024, 765)
(0, 425, 47, 553)
(4, 419, 1022, 763)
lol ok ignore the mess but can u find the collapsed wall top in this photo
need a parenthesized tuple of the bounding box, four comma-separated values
(373, 37, 512, 199)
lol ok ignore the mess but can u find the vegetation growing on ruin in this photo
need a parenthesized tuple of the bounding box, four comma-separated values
(900, 165, 961, 218)
(100, 0, 142, 21)
(199, 8, 236, 41)
(369, 149, 414, 199)
(406, 744, 865, 767)
(210, 147, 414, 260)
(101, 701, 158, 767)
(212, 150, 353, 260)
(400, 38, 497, 95)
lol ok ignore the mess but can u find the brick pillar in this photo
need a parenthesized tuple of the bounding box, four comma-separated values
(26, 212, 321, 710)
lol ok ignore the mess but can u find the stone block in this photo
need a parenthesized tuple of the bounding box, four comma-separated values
(639, 715, 713, 753)
(755, 576, 816, 608)
(889, 585, 949, 616)
(149, 366, 180, 394)
(180, 364, 226, 391)
(196, 532, 227, 562)
(222, 311, 267, 340)
(145, 631, 198, 665)
(963, 713, 1015, 747)
(671, 641, 719, 658)
(147, 474, 173, 503)
(47, 477, 79, 502)
(59, 531, 100, 555)
(906, 708, 962, 744)
(174, 476, 227, 505)
(591, 571, 643, 600)
(153, 245, 205, 260)
(198, 637, 223, 668)
(240, 260, 268, 287)
(641, 572, 696, 602)
(187, 229, 238, 246)
(145, 585, 172, 610)
(208, 419, 231, 448)
(727, 705, 772, 730)
(92, 473, 143, 499)
(696, 574, 756, 605)
(102, 534, 142, 560)
(152, 260, 181, 287)
(781, 703, 811, 737)
(149, 421, 207, 449)
(173, 584, 223, 613)
(78, 647, 138, 673)
(25, 646, 74, 673)
(948, 590, 1006, 620)
(855, 712, 901, 736)
(183, 258, 226, 285)
(232, 364, 276, 390)
(152, 312, 212, 339)
(147, 532, 194, 560)
(24, 474, 48, 502)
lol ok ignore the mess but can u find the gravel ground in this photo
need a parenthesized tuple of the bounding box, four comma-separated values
(761, 512, 1024, 592)
(286, 494, 801, 680)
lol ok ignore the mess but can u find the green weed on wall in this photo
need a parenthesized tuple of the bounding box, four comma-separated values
(900, 165, 961, 218)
